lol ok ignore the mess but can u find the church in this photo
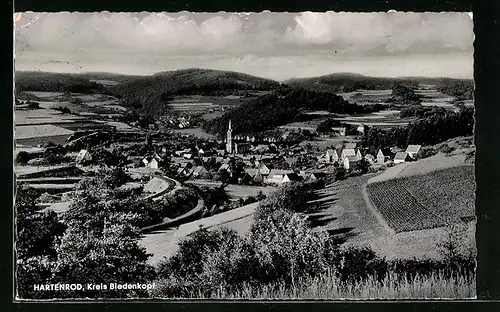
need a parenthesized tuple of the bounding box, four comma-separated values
(225, 120, 251, 154)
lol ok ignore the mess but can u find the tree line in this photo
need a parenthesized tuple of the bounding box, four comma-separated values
(361, 106, 474, 154)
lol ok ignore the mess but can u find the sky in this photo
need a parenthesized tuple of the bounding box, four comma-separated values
(14, 11, 474, 81)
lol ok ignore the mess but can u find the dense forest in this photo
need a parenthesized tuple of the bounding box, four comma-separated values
(15, 71, 106, 95)
(390, 83, 421, 105)
(436, 79, 474, 101)
(203, 88, 384, 137)
(361, 106, 474, 154)
(109, 69, 281, 114)
(286, 73, 398, 92)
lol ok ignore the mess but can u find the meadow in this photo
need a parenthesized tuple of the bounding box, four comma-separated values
(171, 271, 475, 299)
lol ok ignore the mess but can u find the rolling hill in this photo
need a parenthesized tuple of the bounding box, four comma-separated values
(286, 73, 473, 96)
(109, 68, 282, 114)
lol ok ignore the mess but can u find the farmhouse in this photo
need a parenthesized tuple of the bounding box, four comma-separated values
(192, 166, 209, 178)
(282, 172, 303, 184)
(143, 157, 160, 169)
(377, 148, 394, 164)
(394, 152, 412, 164)
(341, 146, 362, 161)
(325, 149, 342, 163)
(265, 170, 294, 186)
(244, 168, 264, 184)
(75, 149, 92, 164)
(257, 163, 271, 175)
(343, 156, 360, 170)
(405, 145, 422, 159)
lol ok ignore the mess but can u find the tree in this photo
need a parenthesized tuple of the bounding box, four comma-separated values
(15, 151, 32, 165)
(335, 167, 347, 181)
(15, 184, 66, 260)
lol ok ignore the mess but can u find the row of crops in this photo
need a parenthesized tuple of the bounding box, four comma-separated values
(366, 166, 475, 233)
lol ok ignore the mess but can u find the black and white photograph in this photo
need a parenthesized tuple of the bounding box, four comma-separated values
(13, 11, 475, 300)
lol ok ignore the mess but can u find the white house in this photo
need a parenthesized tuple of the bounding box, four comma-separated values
(282, 173, 303, 184)
(75, 149, 92, 164)
(325, 149, 342, 163)
(265, 170, 294, 185)
(343, 156, 360, 170)
(405, 145, 422, 159)
(257, 163, 271, 175)
(377, 149, 393, 164)
(143, 157, 159, 169)
(192, 166, 209, 178)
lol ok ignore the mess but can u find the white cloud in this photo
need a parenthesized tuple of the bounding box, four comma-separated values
(14, 12, 474, 79)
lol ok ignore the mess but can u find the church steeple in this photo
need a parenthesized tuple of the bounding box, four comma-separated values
(226, 119, 233, 154)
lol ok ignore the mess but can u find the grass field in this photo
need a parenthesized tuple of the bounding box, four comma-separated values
(172, 127, 216, 139)
(225, 184, 275, 199)
(177, 271, 475, 299)
(366, 166, 475, 233)
(141, 202, 258, 264)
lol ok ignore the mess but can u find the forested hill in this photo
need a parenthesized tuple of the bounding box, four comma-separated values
(286, 73, 474, 95)
(203, 87, 382, 137)
(15, 71, 107, 94)
(109, 68, 282, 114)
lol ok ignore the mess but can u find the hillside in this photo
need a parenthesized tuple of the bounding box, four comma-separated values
(15, 71, 107, 95)
(286, 73, 473, 95)
(202, 87, 384, 137)
(109, 68, 282, 115)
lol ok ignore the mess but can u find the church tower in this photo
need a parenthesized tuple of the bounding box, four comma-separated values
(226, 119, 233, 154)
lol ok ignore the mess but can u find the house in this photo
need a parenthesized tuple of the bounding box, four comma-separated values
(246, 135, 256, 143)
(243, 160, 253, 168)
(216, 149, 226, 156)
(343, 156, 360, 170)
(405, 145, 422, 159)
(245, 168, 264, 184)
(197, 148, 205, 155)
(331, 127, 346, 136)
(265, 170, 294, 185)
(257, 163, 271, 175)
(325, 149, 342, 163)
(377, 148, 393, 164)
(192, 166, 209, 178)
(143, 157, 159, 169)
(341, 148, 356, 161)
(309, 172, 326, 181)
(218, 163, 231, 172)
(282, 173, 303, 184)
(357, 124, 367, 134)
(394, 152, 411, 164)
(234, 143, 251, 154)
(75, 149, 92, 164)
(183, 153, 193, 160)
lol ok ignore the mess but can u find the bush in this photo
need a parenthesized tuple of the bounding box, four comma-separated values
(15, 151, 33, 165)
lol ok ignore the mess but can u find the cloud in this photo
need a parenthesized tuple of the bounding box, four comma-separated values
(14, 12, 473, 79)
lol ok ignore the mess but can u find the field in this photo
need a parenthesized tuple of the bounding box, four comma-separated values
(183, 271, 475, 299)
(15, 124, 75, 140)
(366, 166, 475, 233)
(339, 89, 392, 105)
(141, 202, 258, 264)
